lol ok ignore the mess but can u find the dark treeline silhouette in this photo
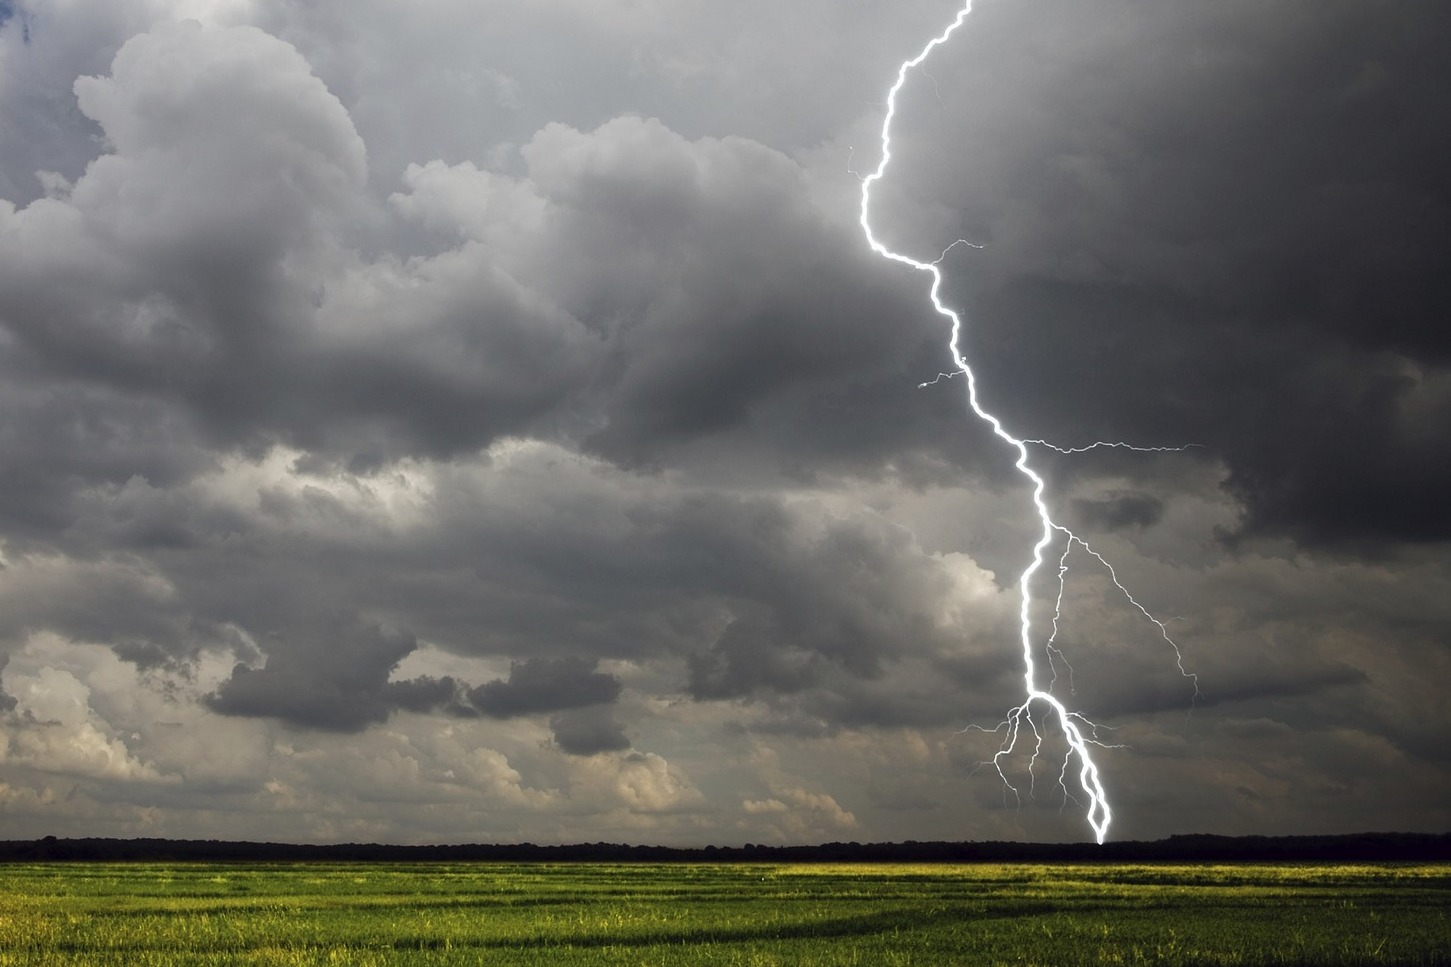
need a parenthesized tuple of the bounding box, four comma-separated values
(2, 832, 1448, 864)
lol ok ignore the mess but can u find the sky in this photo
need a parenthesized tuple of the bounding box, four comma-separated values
(0, 0, 1447, 846)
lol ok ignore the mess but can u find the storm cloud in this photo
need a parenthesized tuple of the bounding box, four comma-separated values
(0, 0, 1446, 845)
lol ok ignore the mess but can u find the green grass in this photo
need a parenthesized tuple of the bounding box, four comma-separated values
(0, 862, 1446, 965)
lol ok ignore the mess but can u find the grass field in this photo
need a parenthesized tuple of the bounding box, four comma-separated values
(0, 861, 1446, 965)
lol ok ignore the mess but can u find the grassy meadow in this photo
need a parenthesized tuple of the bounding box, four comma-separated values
(0, 861, 1446, 965)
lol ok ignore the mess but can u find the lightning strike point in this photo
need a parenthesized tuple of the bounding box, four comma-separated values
(861, 1, 1197, 845)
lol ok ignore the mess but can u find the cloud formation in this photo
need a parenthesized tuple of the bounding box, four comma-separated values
(470, 658, 622, 719)
(0, 0, 1446, 845)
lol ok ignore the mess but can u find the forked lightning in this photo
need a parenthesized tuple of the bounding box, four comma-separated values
(857, 0, 1196, 843)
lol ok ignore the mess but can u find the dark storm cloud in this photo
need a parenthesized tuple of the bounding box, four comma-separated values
(1072, 492, 1164, 531)
(205, 623, 422, 732)
(0, 384, 212, 548)
(0, 2, 1440, 549)
(687, 611, 821, 701)
(439, 486, 1000, 704)
(0, 655, 16, 712)
(7, 438, 1005, 732)
(0, 23, 979, 489)
(0, 0, 1447, 845)
(1198, 663, 1370, 710)
(512, 121, 917, 463)
(0, 21, 593, 469)
(897, 0, 1451, 545)
(468, 657, 621, 718)
(549, 706, 631, 756)
(242, 450, 988, 694)
(393, 117, 982, 479)
(385, 676, 471, 716)
(0, 546, 200, 666)
(1077, 659, 1370, 721)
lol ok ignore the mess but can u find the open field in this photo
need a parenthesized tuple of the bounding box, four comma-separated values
(0, 862, 1446, 966)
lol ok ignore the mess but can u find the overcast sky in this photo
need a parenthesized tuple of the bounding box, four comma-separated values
(0, 0, 1446, 845)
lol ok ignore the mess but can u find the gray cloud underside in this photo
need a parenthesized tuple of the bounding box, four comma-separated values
(899, 0, 1451, 545)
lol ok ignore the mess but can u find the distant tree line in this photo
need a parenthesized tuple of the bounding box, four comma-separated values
(2, 832, 1447, 864)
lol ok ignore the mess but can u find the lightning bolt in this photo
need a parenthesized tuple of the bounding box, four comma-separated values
(858, 1, 1196, 844)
